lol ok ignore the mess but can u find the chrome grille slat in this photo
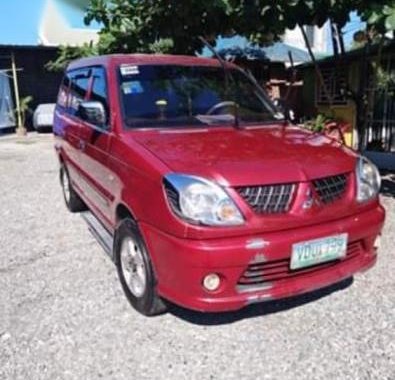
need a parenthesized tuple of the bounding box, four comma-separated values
(263, 185, 274, 211)
(236, 183, 296, 214)
(273, 184, 284, 212)
(285, 184, 296, 210)
(313, 173, 348, 204)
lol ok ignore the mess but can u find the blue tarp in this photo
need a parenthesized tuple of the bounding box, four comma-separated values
(0, 72, 15, 129)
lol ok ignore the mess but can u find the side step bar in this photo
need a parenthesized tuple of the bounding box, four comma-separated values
(81, 211, 114, 261)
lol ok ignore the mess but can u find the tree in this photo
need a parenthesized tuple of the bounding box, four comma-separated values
(19, 96, 33, 128)
(83, 1, 395, 55)
(46, 43, 97, 72)
(83, 0, 238, 54)
(48, 1, 395, 70)
(361, 2, 395, 35)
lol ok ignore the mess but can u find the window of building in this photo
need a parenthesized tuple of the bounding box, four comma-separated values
(316, 66, 348, 105)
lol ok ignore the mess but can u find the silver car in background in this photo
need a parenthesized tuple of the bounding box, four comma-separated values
(33, 103, 56, 132)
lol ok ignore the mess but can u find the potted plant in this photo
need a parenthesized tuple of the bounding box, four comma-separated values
(304, 113, 350, 145)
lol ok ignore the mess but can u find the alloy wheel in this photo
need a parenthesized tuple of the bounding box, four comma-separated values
(120, 236, 147, 298)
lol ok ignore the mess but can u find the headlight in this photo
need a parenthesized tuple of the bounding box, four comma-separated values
(164, 174, 244, 226)
(356, 156, 381, 202)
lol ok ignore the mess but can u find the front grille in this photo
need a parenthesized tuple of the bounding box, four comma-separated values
(313, 173, 348, 204)
(236, 184, 296, 214)
(237, 240, 363, 292)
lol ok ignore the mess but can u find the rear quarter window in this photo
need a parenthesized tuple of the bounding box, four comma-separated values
(57, 74, 70, 110)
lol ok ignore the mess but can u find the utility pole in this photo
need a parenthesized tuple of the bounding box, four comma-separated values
(11, 51, 24, 134)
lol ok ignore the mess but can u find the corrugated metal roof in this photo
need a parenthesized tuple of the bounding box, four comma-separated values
(298, 39, 395, 68)
(218, 42, 311, 63)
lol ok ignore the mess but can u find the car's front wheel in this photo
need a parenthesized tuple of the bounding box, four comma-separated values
(60, 163, 87, 213)
(114, 218, 167, 316)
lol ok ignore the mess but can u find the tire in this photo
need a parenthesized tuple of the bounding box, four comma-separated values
(60, 163, 87, 213)
(114, 218, 167, 316)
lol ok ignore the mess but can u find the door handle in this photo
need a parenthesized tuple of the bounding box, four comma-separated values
(78, 140, 86, 150)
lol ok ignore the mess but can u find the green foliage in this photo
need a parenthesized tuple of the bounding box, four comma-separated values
(45, 43, 98, 72)
(361, 1, 395, 34)
(48, 1, 395, 69)
(82, 1, 349, 54)
(18, 96, 33, 127)
(81, 1, 395, 57)
(84, 0, 238, 54)
(372, 61, 395, 92)
(304, 113, 333, 132)
(148, 39, 175, 54)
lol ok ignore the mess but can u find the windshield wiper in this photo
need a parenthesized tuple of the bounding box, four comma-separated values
(198, 36, 242, 130)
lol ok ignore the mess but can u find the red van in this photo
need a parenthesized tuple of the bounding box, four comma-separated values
(54, 54, 385, 315)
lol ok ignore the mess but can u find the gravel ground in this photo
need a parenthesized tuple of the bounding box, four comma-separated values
(0, 133, 394, 380)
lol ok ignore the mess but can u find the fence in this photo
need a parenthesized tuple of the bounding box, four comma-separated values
(363, 56, 395, 153)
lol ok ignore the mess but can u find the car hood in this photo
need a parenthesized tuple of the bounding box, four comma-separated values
(131, 124, 357, 187)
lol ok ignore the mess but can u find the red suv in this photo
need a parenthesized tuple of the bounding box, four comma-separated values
(54, 54, 385, 316)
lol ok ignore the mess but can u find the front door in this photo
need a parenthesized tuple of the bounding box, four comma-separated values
(77, 66, 114, 229)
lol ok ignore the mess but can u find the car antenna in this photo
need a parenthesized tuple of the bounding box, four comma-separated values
(198, 36, 241, 129)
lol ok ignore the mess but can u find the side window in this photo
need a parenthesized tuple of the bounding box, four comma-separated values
(90, 67, 109, 125)
(68, 68, 91, 116)
(57, 73, 70, 110)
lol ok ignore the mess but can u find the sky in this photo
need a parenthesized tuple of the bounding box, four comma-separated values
(0, 1, 45, 45)
(342, 11, 366, 47)
(0, 0, 98, 45)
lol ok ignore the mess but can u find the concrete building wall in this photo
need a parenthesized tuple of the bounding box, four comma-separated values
(284, 23, 330, 55)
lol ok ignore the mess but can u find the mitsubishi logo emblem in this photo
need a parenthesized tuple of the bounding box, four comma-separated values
(302, 187, 320, 209)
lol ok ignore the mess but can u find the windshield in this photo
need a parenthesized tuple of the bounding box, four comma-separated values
(118, 64, 283, 128)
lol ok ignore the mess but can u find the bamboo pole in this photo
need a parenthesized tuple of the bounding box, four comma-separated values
(11, 51, 23, 132)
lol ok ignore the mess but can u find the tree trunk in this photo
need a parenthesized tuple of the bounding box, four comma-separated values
(330, 20, 339, 57)
(336, 24, 346, 56)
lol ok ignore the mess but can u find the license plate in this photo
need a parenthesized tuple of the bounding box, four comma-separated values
(290, 233, 348, 270)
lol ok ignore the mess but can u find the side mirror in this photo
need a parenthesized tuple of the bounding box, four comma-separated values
(78, 101, 107, 127)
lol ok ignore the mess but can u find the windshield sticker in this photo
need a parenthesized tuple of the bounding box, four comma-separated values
(120, 65, 140, 76)
(122, 81, 143, 95)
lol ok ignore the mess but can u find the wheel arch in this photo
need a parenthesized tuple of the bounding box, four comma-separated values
(113, 203, 162, 283)
(115, 203, 137, 225)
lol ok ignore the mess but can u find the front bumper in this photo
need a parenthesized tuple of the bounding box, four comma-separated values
(140, 205, 385, 312)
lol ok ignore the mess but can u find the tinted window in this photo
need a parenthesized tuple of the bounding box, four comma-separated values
(57, 74, 70, 109)
(68, 68, 91, 116)
(118, 65, 281, 128)
(90, 67, 109, 124)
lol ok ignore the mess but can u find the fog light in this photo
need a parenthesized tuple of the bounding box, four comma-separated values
(203, 273, 221, 291)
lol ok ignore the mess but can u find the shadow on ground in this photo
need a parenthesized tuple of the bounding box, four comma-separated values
(380, 170, 395, 198)
(167, 277, 353, 326)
